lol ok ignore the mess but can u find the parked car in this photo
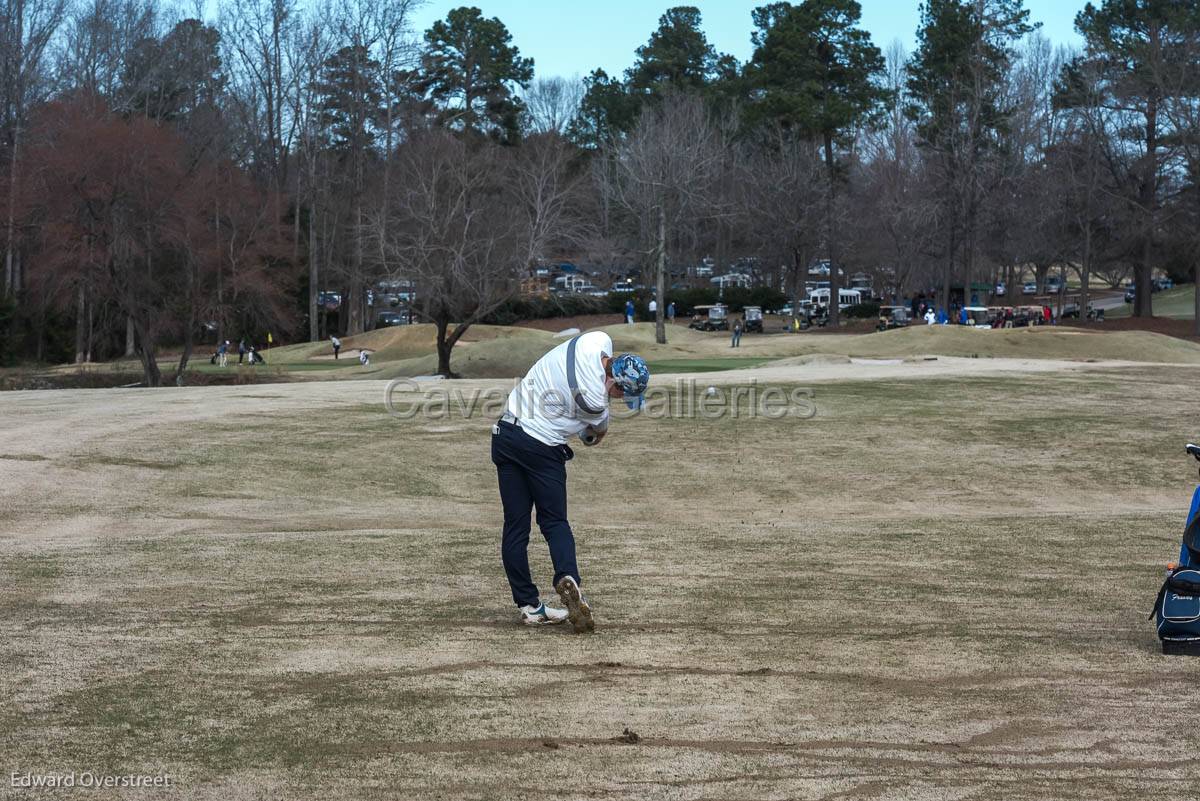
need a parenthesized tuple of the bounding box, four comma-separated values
(994, 281, 1006, 296)
(1152, 276, 1174, 292)
(1045, 276, 1064, 293)
(876, 306, 911, 331)
(375, 311, 409, 327)
(1022, 281, 1037, 295)
(1125, 285, 1136, 303)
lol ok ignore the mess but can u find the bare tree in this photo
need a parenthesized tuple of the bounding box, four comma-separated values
(221, 0, 300, 191)
(855, 40, 938, 300)
(739, 125, 825, 309)
(524, 75, 583, 135)
(375, 130, 577, 377)
(283, 4, 334, 342)
(2, 0, 69, 301)
(1161, 31, 1200, 335)
(596, 93, 728, 344)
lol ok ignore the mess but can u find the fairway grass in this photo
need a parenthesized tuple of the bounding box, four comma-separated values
(1106, 284, 1197, 319)
(2, 363, 1199, 799)
(643, 356, 775, 373)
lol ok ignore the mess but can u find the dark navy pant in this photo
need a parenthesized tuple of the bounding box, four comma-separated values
(491, 420, 580, 608)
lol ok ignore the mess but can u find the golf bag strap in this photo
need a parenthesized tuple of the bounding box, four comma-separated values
(1150, 581, 1168, 621)
(566, 335, 605, 416)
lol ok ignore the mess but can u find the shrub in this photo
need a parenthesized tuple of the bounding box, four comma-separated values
(844, 302, 881, 319)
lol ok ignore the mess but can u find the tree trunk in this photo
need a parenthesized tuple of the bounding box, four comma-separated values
(130, 319, 161, 387)
(3, 108, 20, 301)
(1080, 225, 1091, 326)
(175, 259, 197, 383)
(125, 316, 135, 357)
(34, 300, 43, 362)
(176, 326, 194, 384)
(823, 132, 840, 327)
(308, 196, 319, 342)
(349, 200, 364, 335)
(435, 316, 467, 378)
(655, 204, 666, 345)
(74, 284, 86, 364)
(1194, 266, 1200, 338)
(941, 221, 954, 314)
(1134, 88, 1158, 318)
(964, 193, 977, 308)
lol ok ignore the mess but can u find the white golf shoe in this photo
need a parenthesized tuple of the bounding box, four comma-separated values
(519, 602, 569, 626)
(554, 576, 594, 634)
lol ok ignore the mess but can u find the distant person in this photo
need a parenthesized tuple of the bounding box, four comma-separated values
(731, 319, 743, 348)
(959, 307, 968, 325)
(359, 348, 371, 367)
(648, 298, 657, 317)
(924, 309, 936, 326)
(237, 338, 246, 364)
(331, 335, 342, 359)
(217, 340, 229, 367)
(624, 299, 635, 325)
(937, 307, 948, 325)
(667, 301, 675, 321)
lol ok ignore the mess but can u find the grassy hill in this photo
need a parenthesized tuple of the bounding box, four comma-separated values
(254, 321, 1200, 379)
(1107, 285, 1196, 319)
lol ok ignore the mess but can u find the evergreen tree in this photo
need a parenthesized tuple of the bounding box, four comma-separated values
(416, 6, 533, 143)
(314, 44, 383, 155)
(626, 6, 720, 98)
(905, 0, 1034, 310)
(744, 0, 886, 325)
(123, 19, 225, 124)
(568, 68, 640, 148)
(1059, 0, 1200, 317)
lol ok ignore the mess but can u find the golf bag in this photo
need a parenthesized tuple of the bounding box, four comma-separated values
(1150, 446, 1200, 655)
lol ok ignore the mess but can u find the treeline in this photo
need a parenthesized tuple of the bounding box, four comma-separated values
(0, 0, 1198, 382)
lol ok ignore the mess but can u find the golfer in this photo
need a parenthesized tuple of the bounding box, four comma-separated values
(492, 331, 648, 632)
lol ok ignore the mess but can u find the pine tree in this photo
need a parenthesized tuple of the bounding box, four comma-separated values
(416, 6, 533, 143)
(745, 0, 886, 325)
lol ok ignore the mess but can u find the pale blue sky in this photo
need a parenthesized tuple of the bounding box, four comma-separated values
(408, 1, 1085, 80)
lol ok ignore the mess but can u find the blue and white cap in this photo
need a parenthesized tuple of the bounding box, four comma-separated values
(611, 353, 649, 409)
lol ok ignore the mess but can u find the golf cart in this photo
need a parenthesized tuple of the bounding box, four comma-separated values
(963, 306, 992, 328)
(689, 304, 730, 332)
(876, 306, 911, 331)
(743, 306, 763, 333)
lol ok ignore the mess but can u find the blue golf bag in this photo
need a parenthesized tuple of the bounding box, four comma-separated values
(1150, 444, 1200, 655)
